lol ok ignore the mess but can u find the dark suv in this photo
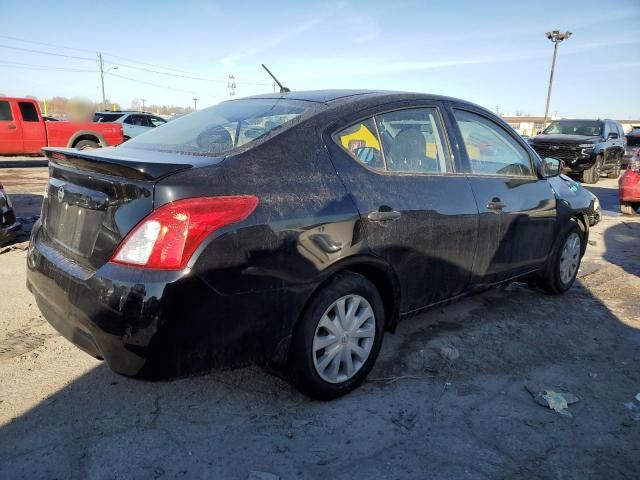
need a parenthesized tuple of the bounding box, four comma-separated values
(529, 119, 626, 184)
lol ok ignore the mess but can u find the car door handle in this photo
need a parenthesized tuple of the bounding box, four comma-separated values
(368, 210, 401, 222)
(7, 124, 16, 129)
(486, 200, 506, 211)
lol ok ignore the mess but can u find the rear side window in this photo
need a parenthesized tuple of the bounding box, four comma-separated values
(124, 98, 314, 155)
(93, 113, 124, 122)
(18, 102, 39, 122)
(454, 109, 533, 177)
(124, 115, 151, 127)
(0, 101, 12, 121)
(335, 107, 452, 174)
(377, 108, 452, 173)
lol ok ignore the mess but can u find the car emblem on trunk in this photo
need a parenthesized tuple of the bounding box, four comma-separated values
(57, 186, 65, 203)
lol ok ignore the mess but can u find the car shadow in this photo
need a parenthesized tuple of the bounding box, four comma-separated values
(584, 184, 620, 216)
(1, 277, 639, 479)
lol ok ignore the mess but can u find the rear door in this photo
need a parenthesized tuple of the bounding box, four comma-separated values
(0, 100, 23, 154)
(445, 103, 556, 283)
(17, 101, 47, 154)
(327, 103, 479, 312)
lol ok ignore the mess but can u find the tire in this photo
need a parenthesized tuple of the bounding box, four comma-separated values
(537, 221, 584, 294)
(608, 156, 621, 179)
(74, 139, 99, 150)
(288, 271, 385, 400)
(581, 155, 602, 184)
(621, 202, 637, 215)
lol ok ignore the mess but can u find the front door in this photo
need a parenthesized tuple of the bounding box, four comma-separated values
(327, 104, 479, 312)
(446, 104, 557, 283)
(17, 101, 46, 154)
(0, 100, 22, 154)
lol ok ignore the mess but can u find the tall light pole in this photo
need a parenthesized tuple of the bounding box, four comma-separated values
(543, 30, 571, 128)
(141, 98, 146, 111)
(192, 97, 199, 111)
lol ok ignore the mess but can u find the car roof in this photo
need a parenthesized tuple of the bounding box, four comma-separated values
(96, 111, 155, 115)
(240, 89, 463, 105)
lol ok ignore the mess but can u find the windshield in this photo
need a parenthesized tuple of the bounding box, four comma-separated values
(123, 98, 314, 155)
(542, 120, 603, 136)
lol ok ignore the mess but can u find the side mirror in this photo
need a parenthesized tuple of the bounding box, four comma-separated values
(541, 157, 562, 178)
(607, 132, 619, 139)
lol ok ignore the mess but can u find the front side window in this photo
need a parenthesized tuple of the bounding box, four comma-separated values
(454, 109, 533, 177)
(0, 101, 12, 121)
(18, 102, 39, 122)
(124, 98, 314, 155)
(335, 107, 452, 174)
(150, 116, 166, 127)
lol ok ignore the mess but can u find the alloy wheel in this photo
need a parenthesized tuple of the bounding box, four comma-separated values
(559, 232, 581, 284)
(312, 294, 376, 384)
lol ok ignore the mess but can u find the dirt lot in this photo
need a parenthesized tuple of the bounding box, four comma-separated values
(0, 164, 639, 480)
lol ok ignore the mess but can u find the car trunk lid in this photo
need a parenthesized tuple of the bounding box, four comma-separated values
(40, 147, 221, 270)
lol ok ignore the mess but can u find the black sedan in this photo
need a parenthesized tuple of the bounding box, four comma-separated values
(26, 90, 594, 399)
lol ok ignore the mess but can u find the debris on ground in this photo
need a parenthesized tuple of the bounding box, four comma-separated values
(526, 385, 580, 417)
(623, 401, 640, 422)
(438, 345, 460, 362)
(248, 471, 280, 480)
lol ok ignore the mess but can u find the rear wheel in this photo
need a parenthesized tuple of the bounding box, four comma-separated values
(74, 139, 99, 150)
(621, 202, 638, 215)
(581, 155, 602, 184)
(289, 272, 385, 400)
(537, 221, 584, 294)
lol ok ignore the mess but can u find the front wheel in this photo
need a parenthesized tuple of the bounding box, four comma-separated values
(581, 155, 603, 184)
(536, 221, 584, 294)
(288, 272, 385, 400)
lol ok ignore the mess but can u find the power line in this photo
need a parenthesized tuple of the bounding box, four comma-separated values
(105, 71, 213, 97)
(0, 36, 271, 85)
(0, 34, 97, 54)
(0, 60, 95, 73)
(0, 44, 95, 61)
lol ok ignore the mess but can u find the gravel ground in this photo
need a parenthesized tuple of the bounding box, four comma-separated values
(0, 168, 638, 480)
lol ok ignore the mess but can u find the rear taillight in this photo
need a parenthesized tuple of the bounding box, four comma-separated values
(111, 196, 259, 270)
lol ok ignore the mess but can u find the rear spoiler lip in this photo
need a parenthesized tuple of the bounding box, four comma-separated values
(43, 147, 224, 181)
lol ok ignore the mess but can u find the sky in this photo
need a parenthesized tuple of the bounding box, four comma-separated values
(1, 0, 639, 118)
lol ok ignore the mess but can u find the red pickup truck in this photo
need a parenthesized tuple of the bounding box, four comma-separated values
(0, 97, 124, 155)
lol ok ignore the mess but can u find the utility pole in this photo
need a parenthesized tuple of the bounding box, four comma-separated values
(543, 30, 571, 127)
(98, 52, 106, 110)
(192, 97, 198, 111)
(141, 98, 146, 111)
(228, 75, 236, 97)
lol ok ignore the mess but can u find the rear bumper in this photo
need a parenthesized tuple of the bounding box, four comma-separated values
(26, 222, 312, 378)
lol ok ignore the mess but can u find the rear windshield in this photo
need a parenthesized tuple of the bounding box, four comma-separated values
(122, 98, 314, 155)
(543, 120, 603, 136)
(94, 113, 125, 122)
